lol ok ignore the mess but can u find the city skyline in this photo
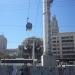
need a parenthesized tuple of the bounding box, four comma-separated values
(0, 0, 75, 48)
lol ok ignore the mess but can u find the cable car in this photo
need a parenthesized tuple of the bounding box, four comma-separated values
(26, 22, 32, 31)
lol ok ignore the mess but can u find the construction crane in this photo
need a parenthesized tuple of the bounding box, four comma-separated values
(41, 0, 56, 67)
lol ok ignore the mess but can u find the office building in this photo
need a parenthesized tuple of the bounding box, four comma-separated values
(51, 16, 59, 36)
(50, 16, 75, 64)
(0, 35, 7, 49)
(52, 32, 75, 62)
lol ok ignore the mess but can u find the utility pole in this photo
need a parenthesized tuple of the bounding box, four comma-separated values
(41, 0, 56, 67)
(32, 41, 35, 66)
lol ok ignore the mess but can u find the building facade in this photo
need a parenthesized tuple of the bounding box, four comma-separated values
(52, 33, 75, 59)
(50, 16, 59, 36)
(50, 16, 75, 64)
(5, 49, 18, 58)
(0, 35, 7, 50)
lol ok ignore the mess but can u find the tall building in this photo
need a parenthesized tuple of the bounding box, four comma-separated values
(51, 16, 59, 36)
(50, 16, 75, 64)
(0, 35, 7, 50)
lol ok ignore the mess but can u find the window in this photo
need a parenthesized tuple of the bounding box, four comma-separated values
(62, 51, 75, 54)
(57, 48, 60, 50)
(62, 40, 73, 42)
(53, 44, 56, 47)
(61, 36, 73, 39)
(53, 48, 56, 50)
(52, 41, 56, 43)
(62, 43, 74, 46)
(57, 41, 59, 43)
(63, 55, 75, 58)
(62, 47, 74, 50)
(53, 37, 56, 39)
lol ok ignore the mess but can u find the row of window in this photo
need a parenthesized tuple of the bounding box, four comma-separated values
(62, 43, 74, 46)
(52, 44, 59, 47)
(52, 36, 73, 40)
(52, 48, 60, 50)
(62, 51, 75, 54)
(62, 40, 74, 42)
(53, 51, 60, 54)
(52, 40, 59, 43)
(62, 47, 74, 50)
(61, 36, 73, 39)
(63, 55, 75, 58)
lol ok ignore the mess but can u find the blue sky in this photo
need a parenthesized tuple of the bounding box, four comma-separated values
(0, 0, 75, 48)
(52, 0, 75, 32)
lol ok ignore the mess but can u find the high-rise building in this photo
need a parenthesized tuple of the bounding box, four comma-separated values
(0, 35, 7, 50)
(50, 16, 75, 64)
(51, 16, 59, 36)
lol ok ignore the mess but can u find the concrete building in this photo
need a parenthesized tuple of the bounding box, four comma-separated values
(0, 48, 18, 59)
(51, 16, 59, 36)
(0, 35, 7, 50)
(50, 16, 75, 64)
(59, 32, 75, 61)
(5, 49, 18, 58)
(52, 33, 75, 62)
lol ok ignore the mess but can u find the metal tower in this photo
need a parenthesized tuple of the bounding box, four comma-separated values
(41, 0, 56, 67)
(43, 0, 53, 54)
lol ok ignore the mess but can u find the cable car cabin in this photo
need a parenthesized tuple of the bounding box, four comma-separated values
(26, 22, 32, 31)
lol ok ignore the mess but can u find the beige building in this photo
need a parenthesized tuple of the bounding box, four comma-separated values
(50, 16, 75, 64)
(52, 33, 75, 60)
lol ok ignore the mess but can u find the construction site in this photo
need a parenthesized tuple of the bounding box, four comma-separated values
(0, 0, 75, 75)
